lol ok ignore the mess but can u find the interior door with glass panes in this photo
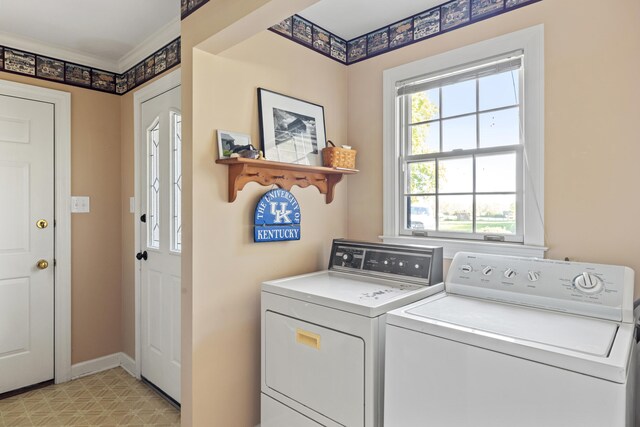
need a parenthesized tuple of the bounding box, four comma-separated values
(139, 85, 181, 403)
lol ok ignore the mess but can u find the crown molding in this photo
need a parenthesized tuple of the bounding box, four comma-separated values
(0, 31, 117, 71)
(117, 17, 181, 73)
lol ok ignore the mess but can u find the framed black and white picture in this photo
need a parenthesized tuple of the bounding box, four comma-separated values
(217, 130, 252, 159)
(257, 88, 327, 166)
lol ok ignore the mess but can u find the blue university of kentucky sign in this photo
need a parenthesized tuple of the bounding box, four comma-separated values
(254, 189, 301, 242)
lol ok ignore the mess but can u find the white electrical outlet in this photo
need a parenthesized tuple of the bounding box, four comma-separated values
(71, 196, 90, 213)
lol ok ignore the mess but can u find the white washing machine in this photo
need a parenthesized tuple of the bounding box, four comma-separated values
(384, 252, 638, 427)
(261, 240, 444, 427)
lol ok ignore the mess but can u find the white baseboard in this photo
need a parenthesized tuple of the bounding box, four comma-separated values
(70, 352, 138, 380)
(71, 353, 121, 379)
(119, 353, 137, 378)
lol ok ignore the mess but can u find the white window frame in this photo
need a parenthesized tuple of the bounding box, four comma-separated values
(382, 25, 546, 259)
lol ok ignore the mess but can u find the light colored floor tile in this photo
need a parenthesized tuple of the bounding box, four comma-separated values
(0, 368, 179, 426)
(3, 417, 32, 427)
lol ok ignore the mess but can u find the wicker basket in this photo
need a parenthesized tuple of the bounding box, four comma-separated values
(322, 140, 356, 169)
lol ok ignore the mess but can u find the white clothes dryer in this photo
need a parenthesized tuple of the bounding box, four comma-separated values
(261, 239, 443, 427)
(384, 252, 638, 427)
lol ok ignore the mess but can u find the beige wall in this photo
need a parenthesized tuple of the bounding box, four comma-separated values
(347, 0, 640, 292)
(119, 91, 136, 359)
(185, 31, 347, 427)
(180, 2, 318, 424)
(0, 71, 123, 364)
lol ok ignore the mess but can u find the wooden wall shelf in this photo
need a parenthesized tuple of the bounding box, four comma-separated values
(215, 158, 358, 204)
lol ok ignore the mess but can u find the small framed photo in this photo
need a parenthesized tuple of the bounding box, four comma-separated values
(217, 130, 252, 159)
(257, 88, 327, 166)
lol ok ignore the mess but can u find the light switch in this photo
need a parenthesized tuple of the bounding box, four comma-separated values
(71, 196, 90, 213)
(129, 197, 135, 214)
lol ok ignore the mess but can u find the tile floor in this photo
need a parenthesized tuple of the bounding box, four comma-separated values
(0, 368, 180, 426)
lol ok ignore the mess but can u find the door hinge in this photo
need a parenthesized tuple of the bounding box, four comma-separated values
(54, 259, 57, 267)
(140, 214, 146, 223)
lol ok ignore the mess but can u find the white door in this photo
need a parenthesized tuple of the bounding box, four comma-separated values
(139, 85, 181, 403)
(0, 94, 54, 394)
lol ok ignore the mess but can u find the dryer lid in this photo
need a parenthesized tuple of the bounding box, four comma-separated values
(406, 295, 618, 356)
(263, 271, 441, 317)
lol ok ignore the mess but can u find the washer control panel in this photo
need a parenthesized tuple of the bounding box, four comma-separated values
(329, 240, 443, 286)
(448, 252, 635, 322)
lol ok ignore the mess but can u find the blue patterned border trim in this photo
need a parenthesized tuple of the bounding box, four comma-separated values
(117, 38, 181, 95)
(269, 16, 348, 64)
(270, 0, 541, 65)
(0, 37, 181, 96)
(181, 0, 209, 20)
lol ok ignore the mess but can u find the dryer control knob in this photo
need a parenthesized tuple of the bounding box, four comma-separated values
(573, 272, 604, 294)
(482, 266, 494, 276)
(461, 265, 472, 273)
(527, 271, 540, 282)
(342, 253, 354, 262)
(504, 268, 517, 279)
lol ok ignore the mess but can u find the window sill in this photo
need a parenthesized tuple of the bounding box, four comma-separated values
(380, 235, 547, 259)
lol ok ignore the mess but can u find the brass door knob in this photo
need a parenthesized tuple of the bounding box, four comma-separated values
(36, 219, 48, 229)
(37, 259, 49, 270)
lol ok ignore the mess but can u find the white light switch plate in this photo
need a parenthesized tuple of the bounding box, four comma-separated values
(71, 196, 90, 213)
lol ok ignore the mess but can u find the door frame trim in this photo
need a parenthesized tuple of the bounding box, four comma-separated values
(133, 68, 181, 378)
(0, 79, 72, 384)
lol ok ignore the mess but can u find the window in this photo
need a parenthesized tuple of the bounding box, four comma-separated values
(170, 111, 182, 253)
(147, 118, 160, 249)
(383, 26, 545, 258)
(400, 54, 523, 242)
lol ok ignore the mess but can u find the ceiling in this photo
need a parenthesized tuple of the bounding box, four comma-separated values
(0, 0, 179, 72)
(300, 0, 443, 41)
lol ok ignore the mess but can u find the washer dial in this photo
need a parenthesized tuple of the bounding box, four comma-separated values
(573, 272, 604, 294)
(527, 271, 540, 282)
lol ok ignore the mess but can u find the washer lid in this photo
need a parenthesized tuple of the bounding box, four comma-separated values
(262, 271, 442, 317)
(406, 295, 618, 357)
